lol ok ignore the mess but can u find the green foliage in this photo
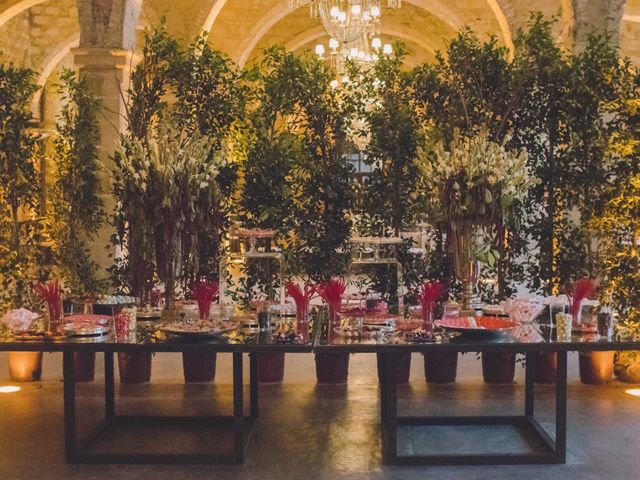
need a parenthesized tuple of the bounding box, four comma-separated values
(361, 43, 422, 235)
(413, 29, 514, 143)
(510, 14, 573, 294)
(0, 58, 43, 311)
(591, 174, 640, 324)
(126, 22, 181, 140)
(239, 47, 303, 231)
(50, 69, 106, 297)
(113, 119, 224, 304)
(113, 24, 246, 296)
(289, 54, 355, 281)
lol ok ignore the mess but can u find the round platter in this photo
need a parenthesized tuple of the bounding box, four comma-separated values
(63, 323, 111, 337)
(435, 316, 518, 334)
(137, 309, 162, 320)
(161, 321, 238, 339)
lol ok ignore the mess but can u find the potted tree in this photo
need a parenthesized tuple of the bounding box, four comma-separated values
(112, 25, 244, 383)
(290, 54, 355, 384)
(0, 59, 46, 381)
(238, 47, 304, 383)
(592, 175, 640, 383)
(355, 44, 422, 384)
(49, 69, 106, 382)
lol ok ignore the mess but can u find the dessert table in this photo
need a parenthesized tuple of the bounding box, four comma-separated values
(0, 320, 316, 465)
(315, 316, 640, 466)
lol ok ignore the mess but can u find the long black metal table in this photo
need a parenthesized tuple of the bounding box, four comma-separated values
(314, 318, 640, 466)
(0, 321, 316, 464)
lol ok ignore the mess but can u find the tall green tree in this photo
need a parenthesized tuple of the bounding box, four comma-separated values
(0, 59, 42, 310)
(289, 54, 356, 281)
(510, 14, 573, 294)
(50, 69, 106, 297)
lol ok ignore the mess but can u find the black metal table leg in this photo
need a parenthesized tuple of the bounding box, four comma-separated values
(250, 353, 259, 421)
(555, 350, 568, 462)
(380, 352, 398, 465)
(104, 352, 115, 419)
(232, 352, 245, 463)
(385, 348, 568, 465)
(525, 351, 536, 417)
(63, 351, 77, 463)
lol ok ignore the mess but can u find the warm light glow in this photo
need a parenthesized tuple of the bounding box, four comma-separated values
(341, 75, 350, 84)
(315, 44, 325, 57)
(371, 5, 380, 17)
(330, 79, 339, 89)
(0, 386, 21, 393)
(382, 43, 393, 55)
(372, 37, 382, 49)
(330, 6, 340, 18)
(351, 4, 361, 16)
(349, 47, 359, 58)
(626, 389, 640, 397)
(329, 38, 339, 50)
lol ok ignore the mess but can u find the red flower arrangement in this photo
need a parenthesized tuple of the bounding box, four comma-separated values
(191, 280, 219, 320)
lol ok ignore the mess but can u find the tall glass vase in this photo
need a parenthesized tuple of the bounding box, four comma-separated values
(450, 220, 479, 317)
(45, 298, 63, 334)
(296, 305, 310, 342)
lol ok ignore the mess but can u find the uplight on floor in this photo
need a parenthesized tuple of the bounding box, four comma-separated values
(625, 389, 640, 397)
(0, 386, 21, 393)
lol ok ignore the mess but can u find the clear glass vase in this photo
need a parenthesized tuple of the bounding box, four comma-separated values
(46, 298, 63, 334)
(451, 220, 480, 316)
(296, 305, 310, 341)
(421, 301, 435, 332)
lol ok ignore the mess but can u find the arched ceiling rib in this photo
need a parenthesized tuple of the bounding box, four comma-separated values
(236, 0, 460, 67)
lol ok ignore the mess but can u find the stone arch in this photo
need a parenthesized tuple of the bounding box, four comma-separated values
(486, 0, 514, 58)
(202, 0, 463, 36)
(31, 33, 79, 121)
(0, 0, 47, 28)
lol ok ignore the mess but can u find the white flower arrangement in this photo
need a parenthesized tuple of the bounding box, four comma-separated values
(416, 126, 535, 225)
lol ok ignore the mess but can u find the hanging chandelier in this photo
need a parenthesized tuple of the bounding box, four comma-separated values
(290, 1, 402, 44)
(315, 35, 393, 88)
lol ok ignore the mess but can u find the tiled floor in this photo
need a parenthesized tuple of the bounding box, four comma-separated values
(0, 351, 638, 479)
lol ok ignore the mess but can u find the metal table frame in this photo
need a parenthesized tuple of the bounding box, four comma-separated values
(379, 350, 568, 465)
(62, 350, 259, 464)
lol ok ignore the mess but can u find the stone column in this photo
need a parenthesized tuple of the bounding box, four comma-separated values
(571, 0, 626, 51)
(72, 47, 130, 270)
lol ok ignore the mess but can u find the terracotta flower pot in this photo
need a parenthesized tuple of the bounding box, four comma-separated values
(258, 353, 285, 383)
(182, 352, 217, 382)
(73, 351, 96, 382)
(376, 352, 411, 384)
(315, 352, 350, 384)
(423, 351, 458, 384)
(534, 352, 557, 384)
(117, 352, 152, 383)
(8, 352, 43, 382)
(482, 352, 516, 384)
(579, 351, 614, 385)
